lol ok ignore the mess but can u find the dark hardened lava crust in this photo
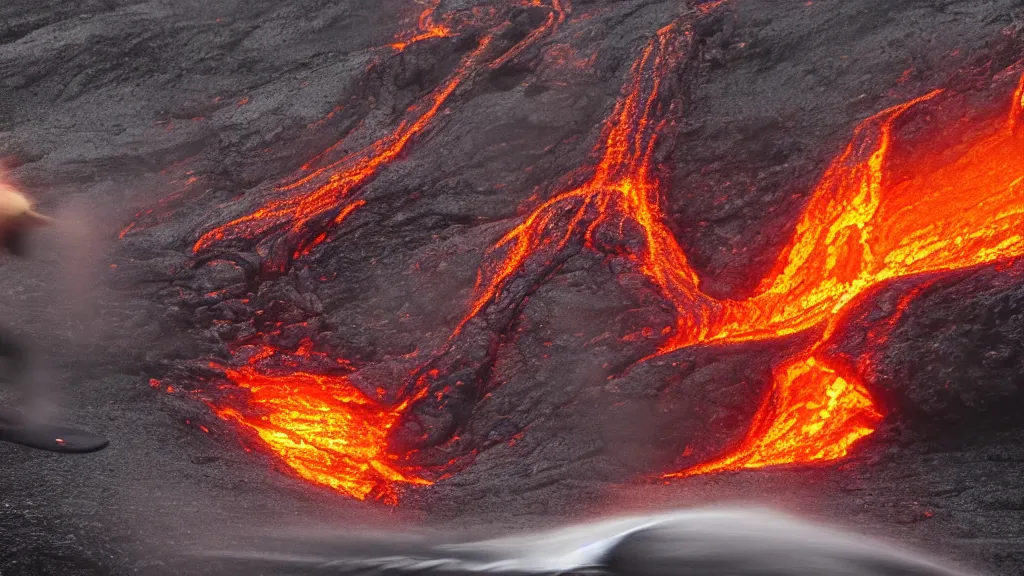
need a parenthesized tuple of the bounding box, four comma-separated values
(1, 1, 1024, 574)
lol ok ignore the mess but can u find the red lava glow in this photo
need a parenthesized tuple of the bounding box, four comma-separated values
(454, 23, 692, 339)
(119, 178, 194, 239)
(665, 76, 1024, 476)
(192, 38, 491, 261)
(390, 0, 452, 52)
(179, 0, 1024, 498)
(458, 40, 1024, 477)
(213, 366, 430, 502)
(193, 0, 572, 499)
(193, 0, 571, 266)
(489, 0, 568, 69)
(670, 353, 881, 478)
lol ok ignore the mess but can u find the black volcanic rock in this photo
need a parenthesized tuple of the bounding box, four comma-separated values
(2, 1, 1024, 575)
(876, 267, 1024, 433)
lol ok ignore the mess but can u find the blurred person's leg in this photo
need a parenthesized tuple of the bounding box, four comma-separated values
(0, 325, 107, 451)
(0, 326, 29, 426)
(0, 326, 27, 389)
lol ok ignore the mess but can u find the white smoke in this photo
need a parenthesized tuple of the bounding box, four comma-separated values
(197, 507, 975, 576)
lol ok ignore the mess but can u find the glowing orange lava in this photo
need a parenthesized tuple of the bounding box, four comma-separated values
(454, 23, 696, 339)
(196, 0, 572, 500)
(193, 0, 571, 266)
(213, 366, 430, 502)
(489, 0, 568, 69)
(456, 41, 1024, 477)
(192, 37, 491, 261)
(180, 0, 1024, 498)
(692, 88, 1024, 350)
(390, 0, 453, 52)
(664, 75, 1024, 476)
(676, 355, 879, 477)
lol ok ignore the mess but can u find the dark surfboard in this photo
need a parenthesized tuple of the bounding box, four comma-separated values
(0, 410, 108, 453)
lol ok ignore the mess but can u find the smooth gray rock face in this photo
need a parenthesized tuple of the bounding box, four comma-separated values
(1, 1, 1023, 575)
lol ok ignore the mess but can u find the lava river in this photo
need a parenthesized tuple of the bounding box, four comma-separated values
(190, 0, 574, 502)
(178, 2, 1024, 501)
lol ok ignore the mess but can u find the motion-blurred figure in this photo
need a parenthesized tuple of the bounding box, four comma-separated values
(0, 178, 107, 453)
(0, 179, 52, 251)
(0, 180, 52, 394)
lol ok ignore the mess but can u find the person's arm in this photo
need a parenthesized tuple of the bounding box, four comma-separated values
(0, 186, 52, 256)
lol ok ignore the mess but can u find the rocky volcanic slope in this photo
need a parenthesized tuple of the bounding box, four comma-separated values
(2, 0, 1024, 574)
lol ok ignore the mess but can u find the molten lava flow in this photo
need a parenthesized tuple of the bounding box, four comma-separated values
(489, 0, 568, 69)
(669, 355, 880, 478)
(213, 366, 430, 502)
(390, 0, 453, 52)
(179, 0, 1024, 497)
(453, 37, 1024, 475)
(192, 37, 492, 261)
(454, 23, 702, 339)
(192, 0, 572, 500)
(193, 0, 571, 266)
(692, 87, 1024, 350)
(1010, 70, 1024, 131)
(667, 74, 1024, 476)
